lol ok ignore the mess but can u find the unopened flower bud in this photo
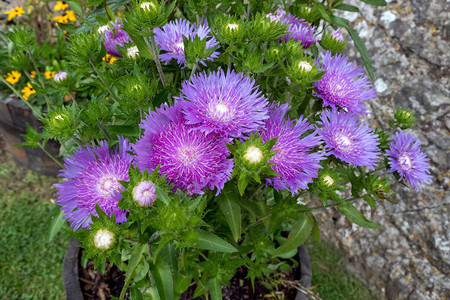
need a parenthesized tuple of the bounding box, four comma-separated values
(322, 175, 335, 186)
(226, 23, 239, 31)
(331, 29, 344, 42)
(93, 229, 115, 250)
(297, 60, 312, 72)
(54, 71, 68, 83)
(127, 46, 139, 59)
(243, 146, 263, 164)
(97, 25, 109, 34)
(132, 181, 157, 207)
(140, 1, 156, 10)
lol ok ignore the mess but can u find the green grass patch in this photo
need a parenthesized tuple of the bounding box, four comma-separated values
(307, 239, 377, 300)
(0, 148, 70, 300)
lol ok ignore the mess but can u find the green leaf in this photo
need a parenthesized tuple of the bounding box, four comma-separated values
(348, 28, 374, 82)
(272, 213, 314, 258)
(363, 194, 376, 210)
(105, 125, 140, 137)
(66, 0, 83, 15)
(151, 257, 174, 300)
(48, 204, 65, 242)
(193, 229, 238, 253)
(238, 173, 250, 196)
(359, 0, 387, 6)
(155, 185, 170, 206)
(316, 3, 332, 24)
(331, 16, 350, 28)
(337, 203, 383, 229)
(310, 215, 320, 242)
(209, 278, 222, 300)
(174, 273, 192, 295)
(334, 3, 359, 12)
(134, 259, 149, 282)
(127, 32, 153, 60)
(120, 244, 146, 299)
(217, 190, 241, 242)
(256, 63, 275, 73)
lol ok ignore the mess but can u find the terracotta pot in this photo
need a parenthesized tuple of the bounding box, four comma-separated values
(62, 238, 312, 300)
(0, 95, 61, 176)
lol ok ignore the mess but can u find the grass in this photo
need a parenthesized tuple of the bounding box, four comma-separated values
(0, 140, 375, 300)
(306, 239, 377, 300)
(0, 144, 70, 300)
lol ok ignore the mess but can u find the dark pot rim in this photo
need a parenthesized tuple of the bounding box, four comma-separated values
(62, 238, 312, 300)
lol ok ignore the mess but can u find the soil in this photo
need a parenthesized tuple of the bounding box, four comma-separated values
(78, 259, 301, 300)
(78, 259, 125, 300)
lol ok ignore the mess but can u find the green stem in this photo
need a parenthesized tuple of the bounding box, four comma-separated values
(89, 59, 120, 102)
(39, 143, 64, 168)
(99, 122, 111, 141)
(0, 76, 42, 118)
(189, 63, 197, 79)
(102, 0, 113, 21)
(147, 36, 167, 88)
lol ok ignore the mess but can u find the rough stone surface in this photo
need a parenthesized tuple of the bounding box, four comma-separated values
(315, 1, 450, 299)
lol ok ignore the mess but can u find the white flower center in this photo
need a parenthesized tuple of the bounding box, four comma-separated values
(98, 176, 118, 196)
(215, 103, 228, 114)
(98, 25, 109, 33)
(179, 146, 197, 164)
(244, 146, 263, 164)
(322, 175, 334, 186)
(94, 229, 114, 250)
(298, 61, 312, 72)
(226, 23, 239, 31)
(127, 46, 139, 59)
(140, 2, 156, 10)
(399, 154, 412, 170)
(336, 135, 352, 151)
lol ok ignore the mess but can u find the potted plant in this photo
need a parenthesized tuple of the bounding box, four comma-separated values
(3, 0, 432, 299)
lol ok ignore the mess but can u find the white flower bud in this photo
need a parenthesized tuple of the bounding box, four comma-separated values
(140, 2, 156, 10)
(226, 23, 239, 31)
(322, 175, 335, 186)
(93, 229, 115, 250)
(297, 61, 313, 72)
(132, 181, 157, 207)
(127, 46, 139, 59)
(243, 146, 263, 164)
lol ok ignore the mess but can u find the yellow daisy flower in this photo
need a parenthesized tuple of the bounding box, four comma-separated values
(54, 1, 69, 11)
(5, 71, 21, 85)
(65, 10, 76, 22)
(102, 54, 117, 65)
(44, 71, 55, 79)
(30, 71, 36, 79)
(21, 82, 36, 100)
(4, 6, 24, 21)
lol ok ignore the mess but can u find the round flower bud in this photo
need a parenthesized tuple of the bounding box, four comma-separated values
(132, 180, 157, 207)
(243, 146, 263, 164)
(93, 229, 115, 250)
(140, 1, 156, 10)
(297, 60, 312, 72)
(97, 25, 109, 34)
(127, 46, 139, 59)
(322, 175, 335, 187)
(226, 23, 239, 31)
(54, 71, 68, 83)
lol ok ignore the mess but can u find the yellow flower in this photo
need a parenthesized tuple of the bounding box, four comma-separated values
(102, 54, 117, 65)
(4, 6, 24, 21)
(54, 1, 69, 11)
(53, 15, 68, 23)
(65, 10, 76, 22)
(21, 82, 36, 100)
(30, 71, 36, 79)
(44, 71, 55, 79)
(5, 71, 21, 85)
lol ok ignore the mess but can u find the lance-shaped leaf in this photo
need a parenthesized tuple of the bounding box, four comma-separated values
(272, 213, 314, 258)
(151, 256, 174, 300)
(193, 229, 238, 253)
(217, 188, 241, 242)
(209, 278, 222, 300)
(348, 28, 374, 82)
(337, 203, 383, 229)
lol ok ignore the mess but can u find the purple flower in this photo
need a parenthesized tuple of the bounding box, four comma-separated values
(177, 69, 269, 138)
(134, 102, 233, 195)
(132, 181, 157, 207)
(313, 51, 376, 115)
(154, 19, 219, 66)
(267, 9, 318, 48)
(387, 131, 432, 190)
(55, 137, 133, 230)
(54, 71, 68, 83)
(317, 108, 380, 170)
(331, 29, 344, 41)
(260, 103, 324, 194)
(103, 20, 133, 57)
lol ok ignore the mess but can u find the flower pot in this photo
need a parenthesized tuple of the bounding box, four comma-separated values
(62, 238, 312, 300)
(0, 95, 61, 176)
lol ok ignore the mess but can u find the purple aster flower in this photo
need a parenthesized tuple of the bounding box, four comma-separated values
(313, 51, 376, 115)
(153, 19, 219, 67)
(55, 137, 133, 230)
(260, 103, 324, 194)
(177, 69, 269, 138)
(134, 102, 233, 195)
(317, 108, 380, 170)
(331, 29, 344, 41)
(54, 71, 68, 83)
(387, 131, 432, 190)
(103, 20, 133, 57)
